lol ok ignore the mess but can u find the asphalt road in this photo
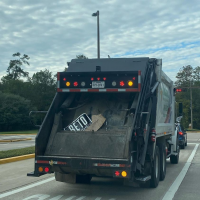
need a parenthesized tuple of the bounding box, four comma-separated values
(0, 133, 200, 200)
(0, 135, 36, 151)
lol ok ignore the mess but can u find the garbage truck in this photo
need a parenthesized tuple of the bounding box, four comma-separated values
(28, 57, 179, 188)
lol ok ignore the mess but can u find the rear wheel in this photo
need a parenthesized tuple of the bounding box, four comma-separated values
(158, 143, 166, 181)
(185, 134, 187, 146)
(150, 146, 160, 188)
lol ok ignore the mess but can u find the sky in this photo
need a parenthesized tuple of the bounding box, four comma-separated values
(0, 0, 200, 82)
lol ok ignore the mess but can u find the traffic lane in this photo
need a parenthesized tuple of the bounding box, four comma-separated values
(187, 132, 200, 143)
(0, 144, 196, 200)
(0, 158, 53, 193)
(173, 143, 200, 200)
(0, 137, 35, 151)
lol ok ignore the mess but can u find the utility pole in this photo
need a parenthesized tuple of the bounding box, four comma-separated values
(92, 10, 100, 59)
(190, 81, 193, 129)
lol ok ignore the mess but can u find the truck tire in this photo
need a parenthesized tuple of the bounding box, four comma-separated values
(185, 136, 187, 146)
(180, 144, 185, 149)
(150, 146, 160, 188)
(170, 139, 180, 164)
(158, 143, 166, 181)
(76, 174, 92, 184)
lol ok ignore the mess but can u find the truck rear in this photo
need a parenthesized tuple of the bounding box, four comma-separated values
(28, 57, 179, 188)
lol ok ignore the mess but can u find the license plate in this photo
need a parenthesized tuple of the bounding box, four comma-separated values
(64, 113, 92, 131)
(92, 81, 105, 88)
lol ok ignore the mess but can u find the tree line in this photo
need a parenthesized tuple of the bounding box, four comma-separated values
(0, 53, 199, 131)
(175, 65, 200, 129)
(0, 53, 87, 131)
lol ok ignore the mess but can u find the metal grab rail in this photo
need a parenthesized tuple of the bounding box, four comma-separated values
(29, 111, 47, 127)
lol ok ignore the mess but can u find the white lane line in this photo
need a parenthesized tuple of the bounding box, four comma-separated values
(50, 195, 64, 200)
(23, 194, 50, 200)
(94, 198, 102, 200)
(76, 197, 86, 200)
(162, 143, 199, 200)
(65, 196, 76, 200)
(0, 177, 55, 199)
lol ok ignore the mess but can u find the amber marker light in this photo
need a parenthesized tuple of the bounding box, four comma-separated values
(128, 81, 133, 87)
(66, 82, 70, 87)
(38, 167, 43, 172)
(121, 171, 127, 177)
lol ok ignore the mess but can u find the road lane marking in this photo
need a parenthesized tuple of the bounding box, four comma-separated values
(65, 196, 76, 200)
(23, 194, 50, 200)
(0, 177, 55, 199)
(49, 195, 64, 200)
(76, 197, 86, 200)
(162, 143, 199, 200)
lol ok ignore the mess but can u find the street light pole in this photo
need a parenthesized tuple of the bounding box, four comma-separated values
(92, 10, 100, 59)
(190, 80, 193, 129)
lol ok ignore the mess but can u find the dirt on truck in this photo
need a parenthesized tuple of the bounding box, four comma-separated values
(28, 57, 179, 188)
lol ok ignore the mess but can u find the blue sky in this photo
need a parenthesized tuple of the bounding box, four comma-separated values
(120, 40, 200, 57)
(0, 0, 200, 81)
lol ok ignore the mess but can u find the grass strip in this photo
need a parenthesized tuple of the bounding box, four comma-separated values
(0, 146, 35, 159)
(187, 129, 200, 131)
(0, 130, 38, 134)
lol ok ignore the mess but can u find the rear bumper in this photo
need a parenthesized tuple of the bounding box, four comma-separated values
(28, 156, 130, 178)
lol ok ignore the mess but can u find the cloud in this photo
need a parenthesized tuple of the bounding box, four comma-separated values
(0, 0, 200, 82)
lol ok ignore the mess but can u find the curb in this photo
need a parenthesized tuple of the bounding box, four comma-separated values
(0, 154, 35, 164)
(0, 134, 37, 136)
(0, 138, 32, 142)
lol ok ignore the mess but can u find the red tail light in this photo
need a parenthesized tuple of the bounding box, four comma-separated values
(73, 82, 78, 87)
(178, 131, 183, 136)
(97, 77, 100, 81)
(115, 171, 120, 176)
(44, 167, 49, 173)
(120, 81, 125, 86)
(63, 78, 66, 81)
(91, 77, 94, 81)
(103, 77, 106, 80)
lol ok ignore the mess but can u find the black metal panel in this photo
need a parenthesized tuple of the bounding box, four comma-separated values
(45, 131, 128, 159)
(67, 58, 148, 77)
(35, 93, 68, 156)
(59, 71, 138, 89)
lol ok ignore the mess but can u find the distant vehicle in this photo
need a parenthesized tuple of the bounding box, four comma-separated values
(177, 124, 187, 149)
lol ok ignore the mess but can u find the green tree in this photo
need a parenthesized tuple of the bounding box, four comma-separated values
(0, 91, 35, 131)
(193, 66, 200, 82)
(175, 65, 193, 87)
(30, 69, 56, 110)
(175, 65, 200, 129)
(4, 52, 29, 81)
(76, 54, 88, 59)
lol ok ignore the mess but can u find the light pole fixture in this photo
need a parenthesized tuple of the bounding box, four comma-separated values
(92, 10, 100, 59)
